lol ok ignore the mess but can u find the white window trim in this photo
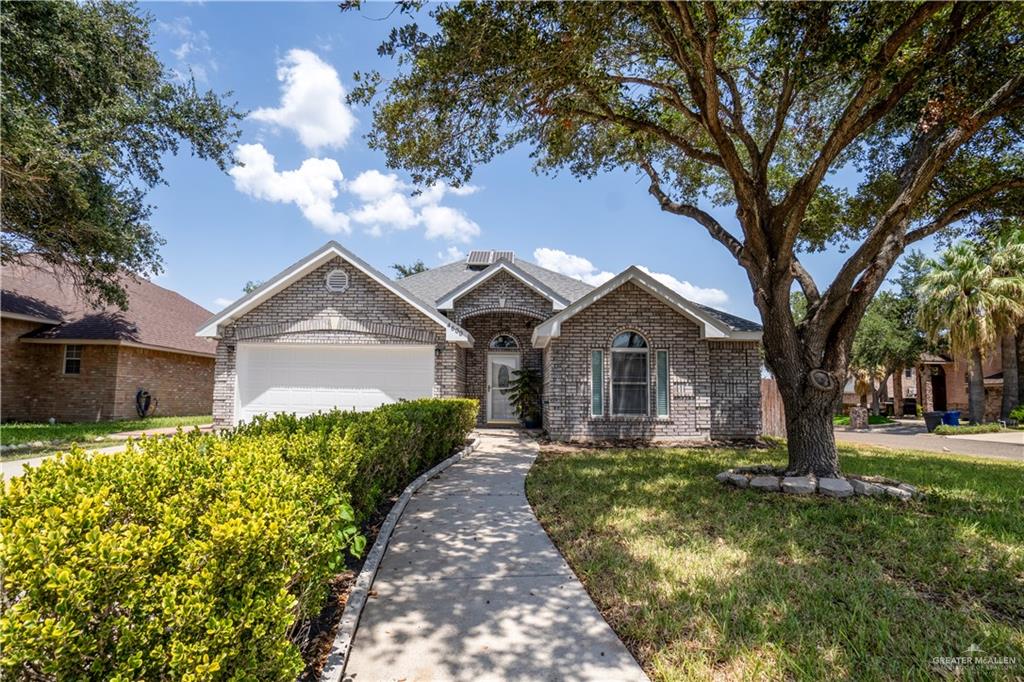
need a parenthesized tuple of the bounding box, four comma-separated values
(610, 334, 649, 418)
(63, 344, 83, 375)
(655, 349, 670, 418)
(590, 349, 604, 417)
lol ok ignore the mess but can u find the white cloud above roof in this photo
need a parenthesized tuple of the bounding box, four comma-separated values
(230, 143, 350, 234)
(533, 248, 729, 308)
(250, 49, 356, 151)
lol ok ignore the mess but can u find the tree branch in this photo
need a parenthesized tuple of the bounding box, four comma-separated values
(638, 157, 745, 262)
(904, 177, 1024, 243)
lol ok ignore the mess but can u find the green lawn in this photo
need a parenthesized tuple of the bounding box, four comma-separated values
(0, 415, 212, 448)
(527, 442, 1023, 680)
(833, 414, 896, 426)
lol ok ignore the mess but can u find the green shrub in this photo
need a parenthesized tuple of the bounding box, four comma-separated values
(1010, 405, 1024, 422)
(933, 423, 1004, 435)
(1, 398, 477, 680)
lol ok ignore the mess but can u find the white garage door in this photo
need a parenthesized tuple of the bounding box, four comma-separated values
(236, 343, 435, 423)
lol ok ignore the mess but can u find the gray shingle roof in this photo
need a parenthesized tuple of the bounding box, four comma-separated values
(396, 259, 594, 304)
(396, 258, 761, 332)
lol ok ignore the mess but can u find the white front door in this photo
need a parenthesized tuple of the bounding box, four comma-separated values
(487, 353, 520, 423)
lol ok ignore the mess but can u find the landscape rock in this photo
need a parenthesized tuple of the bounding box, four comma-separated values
(850, 479, 885, 496)
(781, 476, 817, 494)
(818, 477, 854, 498)
(715, 471, 732, 484)
(750, 475, 781, 491)
(884, 485, 913, 500)
(897, 483, 918, 495)
(727, 473, 750, 488)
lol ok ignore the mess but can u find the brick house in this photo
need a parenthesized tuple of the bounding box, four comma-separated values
(1, 261, 216, 422)
(199, 241, 763, 441)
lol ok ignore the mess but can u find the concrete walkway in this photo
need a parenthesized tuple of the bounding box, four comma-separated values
(344, 430, 647, 682)
(1, 443, 127, 479)
(835, 421, 1023, 462)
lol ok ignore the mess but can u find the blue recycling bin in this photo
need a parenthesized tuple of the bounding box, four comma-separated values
(942, 410, 961, 426)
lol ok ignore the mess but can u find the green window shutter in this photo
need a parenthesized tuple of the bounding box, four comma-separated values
(656, 350, 669, 417)
(591, 350, 603, 416)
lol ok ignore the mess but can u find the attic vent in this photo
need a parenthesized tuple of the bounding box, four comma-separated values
(325, 268, 349, 293)
(466, 250, 516, 270)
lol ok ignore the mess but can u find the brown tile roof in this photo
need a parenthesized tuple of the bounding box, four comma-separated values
(1, 260, 216, 357)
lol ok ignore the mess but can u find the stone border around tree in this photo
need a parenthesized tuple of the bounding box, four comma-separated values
(715, 465, 923, 500)
(318, 436, 481, 682)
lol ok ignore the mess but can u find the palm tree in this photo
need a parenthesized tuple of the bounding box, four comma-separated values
(917, 242, 1024, 424)
(988, 228, 1024, 419)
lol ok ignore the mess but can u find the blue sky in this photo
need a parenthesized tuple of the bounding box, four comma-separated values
(144, 2, 936, 322)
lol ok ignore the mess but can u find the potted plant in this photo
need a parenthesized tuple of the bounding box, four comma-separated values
(505, 366, 543, 428)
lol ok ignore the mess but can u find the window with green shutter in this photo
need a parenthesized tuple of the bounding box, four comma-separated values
(656, 350, 669, 417)
(591, 350, 603, 416)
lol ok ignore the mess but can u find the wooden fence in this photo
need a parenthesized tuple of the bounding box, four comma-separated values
(760, 378, 786, 437)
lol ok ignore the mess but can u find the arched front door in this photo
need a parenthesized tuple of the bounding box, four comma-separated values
(487, 353, 519, 423)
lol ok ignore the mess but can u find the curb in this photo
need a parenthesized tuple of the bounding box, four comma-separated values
(318, 435, 481, 682)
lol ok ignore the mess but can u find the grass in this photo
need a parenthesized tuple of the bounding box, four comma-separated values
(833, 414, 896, 426)
(934, 423, 1006, 436)
(527, 442, 1024, 681)
(0, 415, 212, 448)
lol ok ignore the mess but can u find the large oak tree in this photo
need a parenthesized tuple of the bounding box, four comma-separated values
(1, 1, 241, 308)
(348, 1, 1024, 476)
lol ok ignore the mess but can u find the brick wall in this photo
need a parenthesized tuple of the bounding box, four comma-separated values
(709, 341, 761, 439)
(2, 317, 213, 422)
(212, 257, 449, 426)
(112, 346, 213, 418)
(542, 281, 760, 442)
(451, 270, 554, 323)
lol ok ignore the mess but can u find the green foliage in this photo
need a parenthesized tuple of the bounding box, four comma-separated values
(833, 414, 894, 426)
(850, 291, 925, 375)
(1, 399, 477, 679)
(917, 238, 1024, 359)
(505, 367, 543, 425)
(242, 280, 263, 295)
(391, 260, 429, 278)
(1010, 405, 1024, 422)
(0, 415, 212, 448)
(933, 423, 1004, 435)
(0, 1, 241, 308)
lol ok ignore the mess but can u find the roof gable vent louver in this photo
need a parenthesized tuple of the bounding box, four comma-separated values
(325, 268, 349, 293)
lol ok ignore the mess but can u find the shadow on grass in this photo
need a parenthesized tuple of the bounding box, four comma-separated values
(527, 442, 1024, 680)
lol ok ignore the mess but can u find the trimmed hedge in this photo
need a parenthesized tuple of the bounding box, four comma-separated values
(1, 398, 477, 680)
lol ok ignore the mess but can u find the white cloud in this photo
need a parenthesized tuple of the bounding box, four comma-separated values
(213, 297, 234, 310)
(420, 206, 481, 243)
(351, 193, 418, 230)
(438, 246, 466, 263)
(157, 17, 216, 85)
(349, 170, 403, 202)
(533, 248, 729, 308)
(533, 248, 614, 286)
(250, 49, 356, 151)
(230, 143, 350, 234)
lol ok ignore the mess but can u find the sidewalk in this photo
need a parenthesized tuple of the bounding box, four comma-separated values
(344, 429, 647, 682)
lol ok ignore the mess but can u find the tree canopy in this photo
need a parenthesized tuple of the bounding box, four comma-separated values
(391, 260, 429, 278)
(1, 1, 241, 308)
(349, 1, 1024, 475)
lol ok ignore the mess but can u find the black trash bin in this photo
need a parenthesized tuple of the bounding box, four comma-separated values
(924, 411, 943, 432)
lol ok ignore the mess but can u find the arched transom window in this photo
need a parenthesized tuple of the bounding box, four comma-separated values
(489, 334, 519, 349)
(611, 331, 648, 415)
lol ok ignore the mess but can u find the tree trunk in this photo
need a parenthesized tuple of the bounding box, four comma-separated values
(968, 348, 985, 424)
(1001, 333, 1019, 420)
(869, 376, 880, 415)
(1018, 325, 1024, 407)
(893, 369, 904, 407)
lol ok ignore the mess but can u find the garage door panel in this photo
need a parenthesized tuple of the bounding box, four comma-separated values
(237, 344, 434, 422)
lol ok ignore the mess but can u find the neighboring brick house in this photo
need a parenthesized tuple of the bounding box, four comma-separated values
(1, 261, 216, 422)
(199, 241, 763, 441)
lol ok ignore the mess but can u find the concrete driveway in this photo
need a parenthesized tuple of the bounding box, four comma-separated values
(344, 429, 647, 682)
(835, 421, 1023, 462)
